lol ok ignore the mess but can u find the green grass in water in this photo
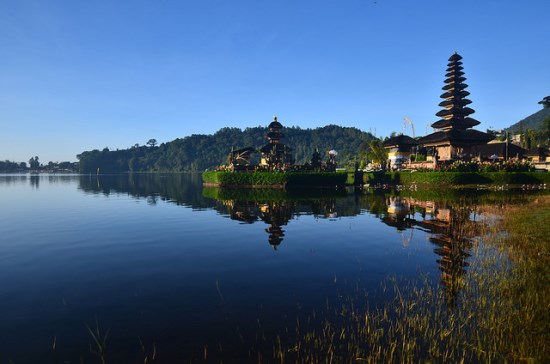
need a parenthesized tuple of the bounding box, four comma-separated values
(278, 196, 550, 363)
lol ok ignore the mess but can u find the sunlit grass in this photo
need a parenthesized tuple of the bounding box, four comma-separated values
(279, 195, 550, 363)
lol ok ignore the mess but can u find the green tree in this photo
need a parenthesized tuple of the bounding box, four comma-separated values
(519, 122, 525, 148)
(147, 139, 157, 148)
(0, 160, 24, 172)
(368, 139, 388, 170)
(29, 156, 40, 169)
(76, 125, 376, 172)
(541, 115, 550, 146)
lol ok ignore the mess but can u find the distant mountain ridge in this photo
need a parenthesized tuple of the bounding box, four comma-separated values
(506, 106, 550, 134)
(77, 124, 375, 173)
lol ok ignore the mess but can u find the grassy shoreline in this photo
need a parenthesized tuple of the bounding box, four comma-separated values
(279, 195, 550, 363)
(203, 170, 550, 189)
(364, 171, 550, 186)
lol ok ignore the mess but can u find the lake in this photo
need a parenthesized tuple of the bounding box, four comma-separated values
(0, 173, 545, 363)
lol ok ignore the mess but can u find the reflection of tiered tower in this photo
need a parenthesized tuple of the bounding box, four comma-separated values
(386, 198, 479, 308)
(418, 52, 493, 161)
(220, 199, 292, 249)
(265, 225, 285, 250)
(428, 207, 474, 307)
(260, 202, 293, 250)
(259, 116, 294, 168)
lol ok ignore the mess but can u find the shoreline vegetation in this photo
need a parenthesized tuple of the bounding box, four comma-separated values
(274, 195, 549, 363)
(203, 170, 550, 188)
(363, 170, 550, 186)
(202, 171, 349, 188)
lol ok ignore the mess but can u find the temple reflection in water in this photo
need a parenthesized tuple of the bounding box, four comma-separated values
(221, 197, 341, 250)
(380, 195, 479, 307)
(213, 190, 481, 305)
(220, 199, 291, 249)
(260, 202, 293, 249)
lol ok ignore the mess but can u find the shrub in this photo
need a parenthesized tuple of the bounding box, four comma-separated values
(364, 171, 550, 186)
(439, 160, 536, 173)
(446, 160, 479, 172)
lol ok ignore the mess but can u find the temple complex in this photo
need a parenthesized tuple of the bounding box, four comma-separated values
(418, 52, 493, 161)
(218, 115, 343, 174)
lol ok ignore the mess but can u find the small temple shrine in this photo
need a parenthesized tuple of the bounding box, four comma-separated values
(382, 134, 418, 169)
(417, 52, 493, 161)
(259, 116, 294, 168)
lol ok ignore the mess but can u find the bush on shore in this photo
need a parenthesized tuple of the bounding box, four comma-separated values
(364, 171, 550, 186)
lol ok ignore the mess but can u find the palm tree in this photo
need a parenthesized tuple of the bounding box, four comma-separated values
(368, 139, 388, 171)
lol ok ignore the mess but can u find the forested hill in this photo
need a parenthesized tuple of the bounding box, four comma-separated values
(506, 107, 550, 134)
(77, 125, 376, 173)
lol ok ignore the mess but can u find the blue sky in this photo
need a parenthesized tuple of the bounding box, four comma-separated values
(1, 0, 549, 163)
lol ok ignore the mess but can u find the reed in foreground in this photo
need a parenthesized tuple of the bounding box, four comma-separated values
(279, 196, 550, 363)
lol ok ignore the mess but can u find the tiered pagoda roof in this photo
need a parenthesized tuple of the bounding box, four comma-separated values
(418, 52, 493, 147)
(267, 116, 283, 141)
(260, 116, 284, 152)
(259, 116, 294, 166)
(433, 53, 480, 130)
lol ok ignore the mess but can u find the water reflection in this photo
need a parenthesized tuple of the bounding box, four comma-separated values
(1, 173, 547, 362)
(0, 174, 82, 187)
(260, 201, 291, 249)
(218, 198, 292, 248)
(76, 174, 539, 303)
(206, 190, 495, 305)
(380, 196, 479, 307)
(210, 192, 348, 249)
(0, 174, 28, 185)
(77, 173, 210, 209)
(30, 174, 40, 189)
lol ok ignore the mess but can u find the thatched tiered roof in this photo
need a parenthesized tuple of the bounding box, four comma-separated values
(418, 52, 493, 148)
(259, 116, 294, 166)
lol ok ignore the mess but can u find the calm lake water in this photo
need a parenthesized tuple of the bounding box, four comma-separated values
(0, 173, 546, 363)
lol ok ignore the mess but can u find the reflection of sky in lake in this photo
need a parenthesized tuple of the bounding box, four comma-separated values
(0, 174, 541, 362)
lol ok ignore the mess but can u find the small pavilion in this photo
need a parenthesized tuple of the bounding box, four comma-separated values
(229, 147, 256, 167)
(382, 134, 418, 170)
(418, 53, 493, 161)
